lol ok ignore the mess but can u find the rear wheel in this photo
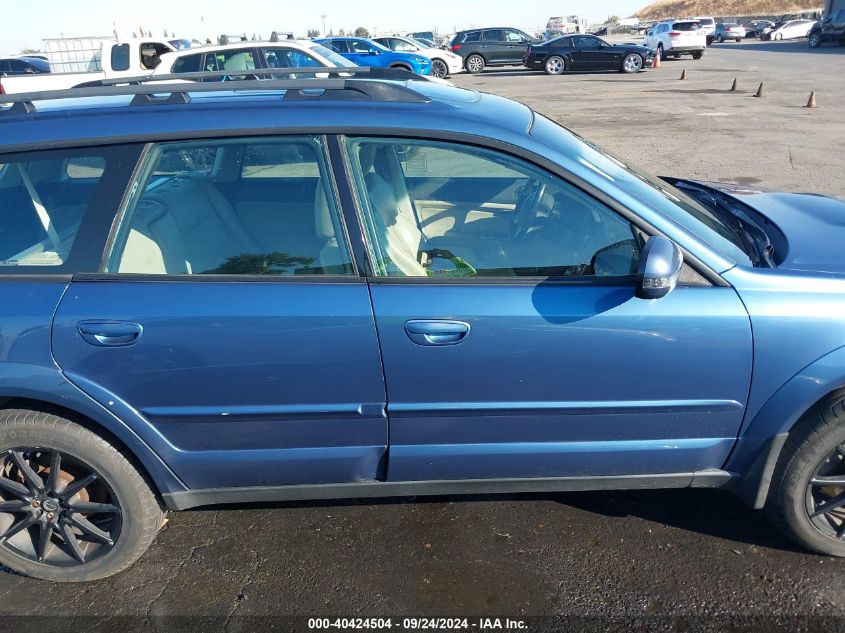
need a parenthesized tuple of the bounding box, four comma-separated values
(692, 51, 704, 60)
(716, 34, 724, 43)
(544, 56, 565, 75)
(657, 44, 666, 60)
(430, 59, 449, 79)
(0, 410, 163, 581)
(621, 53, 643, 73)
(465, 54, 485, 74)
(768, 394, 845, 557)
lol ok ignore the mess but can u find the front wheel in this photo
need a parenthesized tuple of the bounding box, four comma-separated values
(430, 59, 449, 79)
(621, 53, 643, 73)
(692, 51, 704, 60)
(657, 44, 665, 60)
(775, 33, 783, 41)
(716, 34, 724, 43)
(465, 54, 485, 74)
(0, 410, 163, 581)
(768, 395, 845, 557)
(544, 55, 565, 75)
(809, 33, 821, 48)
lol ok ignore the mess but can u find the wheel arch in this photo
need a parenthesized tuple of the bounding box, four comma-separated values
(389, 63, 413, 72)
(0, 363, 186, 498)
(728, 345, 845, 508)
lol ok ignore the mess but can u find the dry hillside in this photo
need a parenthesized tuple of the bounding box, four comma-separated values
(635, 0, 822, 19)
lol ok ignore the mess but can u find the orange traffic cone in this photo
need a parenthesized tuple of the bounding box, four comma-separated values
(805, 91, 817, 108)
(730, 78, 738, 92)
(753, 82, 764, 98)
(679, 68, 687, 80)
(653, 52, 661, 69)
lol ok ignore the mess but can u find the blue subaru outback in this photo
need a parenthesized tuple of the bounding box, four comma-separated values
(1, 69, 845, 581)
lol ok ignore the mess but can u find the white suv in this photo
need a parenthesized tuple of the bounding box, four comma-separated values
(695, 16, 717, 42)
(643, 19, 707, 60)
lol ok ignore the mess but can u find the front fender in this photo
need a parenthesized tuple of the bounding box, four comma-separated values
(0, 362, 186, 495)
(727, 345, 845, 507)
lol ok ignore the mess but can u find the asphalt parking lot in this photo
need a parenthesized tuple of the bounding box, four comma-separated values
(2, 38, 845, 632)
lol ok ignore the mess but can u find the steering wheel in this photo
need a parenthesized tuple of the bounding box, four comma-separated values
(509, 179, 547, 240)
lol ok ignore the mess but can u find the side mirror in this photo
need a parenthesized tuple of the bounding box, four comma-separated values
(636, 236, 683, 299)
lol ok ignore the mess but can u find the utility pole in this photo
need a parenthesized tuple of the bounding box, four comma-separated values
(321, 14, 327, 36)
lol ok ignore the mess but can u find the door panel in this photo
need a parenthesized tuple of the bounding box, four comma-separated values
(52, 281, 387, 489)
(371, 283, 751, 481)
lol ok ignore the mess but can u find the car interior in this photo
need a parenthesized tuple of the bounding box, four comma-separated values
(348, 140, 641, 278)
(110, 140, 353, 276)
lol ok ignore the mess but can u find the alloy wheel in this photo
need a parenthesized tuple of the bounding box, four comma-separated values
(805, 443, 845, 540)
(431, 59, 448, 79)
(466, 55, 484, 73)
(0, 448, 121, 567)
(623, 54, 642, 72)
(545, 57, 564, 74)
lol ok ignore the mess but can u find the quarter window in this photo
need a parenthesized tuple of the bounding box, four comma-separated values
(345, 138, 640, 278)
(0, 148, 124, 270)
(108, 137, 354, 276)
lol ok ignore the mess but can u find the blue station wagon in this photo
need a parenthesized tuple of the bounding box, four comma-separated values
(2, 70, 845, 580)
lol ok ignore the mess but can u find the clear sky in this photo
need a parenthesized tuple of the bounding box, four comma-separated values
(1, 0, 645, 53)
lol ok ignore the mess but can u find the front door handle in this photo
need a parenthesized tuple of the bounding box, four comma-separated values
(404, 320, 470, 346)
(77, 321, 143, 347)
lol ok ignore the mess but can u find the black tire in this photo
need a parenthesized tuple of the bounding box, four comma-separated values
(0, 409, 163, 581)
(544, 55, 565, 75)
(809, 33, 821, 48)
(430, 58, 449, 79)
(716, 34, 724, 43)
(465, 54, 485, 74)
(768, 394, 845, 557)
(657, 44, 666, 60)
(692, 51, 704, 60)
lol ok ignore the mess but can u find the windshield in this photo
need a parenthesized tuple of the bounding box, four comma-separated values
(531, 114, 755, 266)
(308, 44, 358, 67)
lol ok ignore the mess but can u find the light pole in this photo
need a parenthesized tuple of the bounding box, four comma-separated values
(321, 14, 327, 36)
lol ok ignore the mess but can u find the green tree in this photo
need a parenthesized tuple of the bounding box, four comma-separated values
(604, 15, 620, 24)
(338, 28, 345, 36)
(20, 48, 42, 55)
(307, 29, 320, 38)
(354, 26, 370, 37)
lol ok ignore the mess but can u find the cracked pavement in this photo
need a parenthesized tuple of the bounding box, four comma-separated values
(1, 37, 845, 632)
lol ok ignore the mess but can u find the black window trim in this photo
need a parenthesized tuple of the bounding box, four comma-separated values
(93, 134, 364, 283)
(331, 132, 718, 288)
(0, 127, 727, 287)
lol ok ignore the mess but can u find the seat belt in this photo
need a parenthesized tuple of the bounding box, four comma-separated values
(16, 164, 62, 252)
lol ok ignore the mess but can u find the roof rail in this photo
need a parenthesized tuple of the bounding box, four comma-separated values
(0, 71, 431, 116)
(83, 66, 427, 87)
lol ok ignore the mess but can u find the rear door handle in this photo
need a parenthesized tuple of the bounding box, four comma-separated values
(404, 320, 470, 346)
(77, 321, 143, 347)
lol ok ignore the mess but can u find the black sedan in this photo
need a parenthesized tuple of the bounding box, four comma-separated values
(524, 34, 655, 75)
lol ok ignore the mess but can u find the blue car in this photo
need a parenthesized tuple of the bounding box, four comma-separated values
(315, 37, 432, 75)
(2, 71, 845, 581)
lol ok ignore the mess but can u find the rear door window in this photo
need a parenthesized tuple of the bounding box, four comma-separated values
(107, 136, 354, 276)
(171, 53, 202, 74)
(0, 146, 141, 273)
(483, 30, 505, 42)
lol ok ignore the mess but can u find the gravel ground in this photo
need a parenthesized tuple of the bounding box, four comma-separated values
(1, 36, 844, 633)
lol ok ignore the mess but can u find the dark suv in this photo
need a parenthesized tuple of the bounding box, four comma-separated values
(809, 9, 845, 47)
(450, 28, 538, 73)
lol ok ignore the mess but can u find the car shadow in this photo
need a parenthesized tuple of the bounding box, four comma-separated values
(193, 487, 800, 554)
(715, 39, 845, 54)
